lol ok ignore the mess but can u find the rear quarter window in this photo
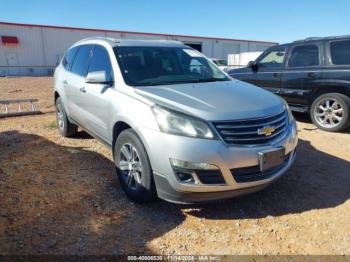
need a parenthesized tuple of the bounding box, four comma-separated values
(62, 47, 78, 71)
(330, 40, 350, 65)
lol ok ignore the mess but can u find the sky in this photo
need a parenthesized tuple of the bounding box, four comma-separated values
(0, 0, 349, 44)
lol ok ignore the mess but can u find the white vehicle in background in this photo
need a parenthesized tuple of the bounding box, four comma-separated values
(210, 58, 228, 71)
(227, 52, 263, 70)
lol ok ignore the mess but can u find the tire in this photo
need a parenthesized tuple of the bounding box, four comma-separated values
(310, 93, 350, 132)
(55, 97, 78, 137)
(114, 129, 157, 203)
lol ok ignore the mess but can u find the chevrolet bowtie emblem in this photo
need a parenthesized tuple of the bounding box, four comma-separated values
(258, 126, 276, 136)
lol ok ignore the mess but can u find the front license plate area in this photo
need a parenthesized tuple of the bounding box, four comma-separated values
(259, 147, 285, 172)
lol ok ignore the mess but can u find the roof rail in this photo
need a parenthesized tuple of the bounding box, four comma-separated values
(73, 37, 184, 46)
(293, 34, 350, 43)
(149, 39, 183, 44)
(74, 37, 120, 45)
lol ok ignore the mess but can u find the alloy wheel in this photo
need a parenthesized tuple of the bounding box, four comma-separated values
(313, 98, 344, 129)
(119, 143, 143, 190)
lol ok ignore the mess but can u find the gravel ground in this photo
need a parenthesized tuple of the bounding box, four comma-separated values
(0, 77, 349, 255)
(0, 77, 54, 114)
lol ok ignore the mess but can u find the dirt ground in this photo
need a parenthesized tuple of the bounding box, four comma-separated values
(0, 77, 349, 255)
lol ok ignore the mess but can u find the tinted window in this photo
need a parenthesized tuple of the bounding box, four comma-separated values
(330, 40, 350, 65)
(88, 45, 113, 81)
(71, 45, 93, 77)
(212, 59, 227, 66)
(257, 48, 286, 68)
(288, 45, 319, 67)
(62, 47, 78, 71)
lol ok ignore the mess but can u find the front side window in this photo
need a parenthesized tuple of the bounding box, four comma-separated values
(70, 45, 93, 77)
(288, 45, 319, 67)
(62, 47, 78, 71)
(114, 46, 229, 86)
(330, 40, 350, 65)
(257, 48, 286, 69)
(88, 45, 113, 82)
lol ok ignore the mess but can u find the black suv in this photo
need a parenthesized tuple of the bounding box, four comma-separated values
(228, 35, 350, 132)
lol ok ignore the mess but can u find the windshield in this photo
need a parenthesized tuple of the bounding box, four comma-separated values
(114, 46, 230, 86)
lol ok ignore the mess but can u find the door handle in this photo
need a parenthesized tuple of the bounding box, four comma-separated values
(308, 72, 317, 78)
(79, 87, 86, 93)
(273, 73, 281, 78)
(63, 80, 68, 85)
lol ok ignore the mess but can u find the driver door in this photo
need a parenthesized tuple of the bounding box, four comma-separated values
(248, 46, 287, 94)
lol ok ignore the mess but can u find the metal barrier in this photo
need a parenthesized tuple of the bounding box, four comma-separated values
(0, 98, 41, 117)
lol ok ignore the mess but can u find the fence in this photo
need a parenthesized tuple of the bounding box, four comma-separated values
(0, 66, 55, 77)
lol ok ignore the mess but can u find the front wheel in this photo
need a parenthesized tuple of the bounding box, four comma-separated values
(114, 129, 157, 203)
(310, 93, 350, 132)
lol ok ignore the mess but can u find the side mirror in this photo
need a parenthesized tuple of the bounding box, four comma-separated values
(247, 61, 258, 71)
(86, 71, 112, 84)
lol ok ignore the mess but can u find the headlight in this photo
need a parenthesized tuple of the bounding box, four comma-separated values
(152, 106, 216, 139)
(282, 99, 294, 123)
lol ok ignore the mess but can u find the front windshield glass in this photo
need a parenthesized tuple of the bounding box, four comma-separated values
(114, 46, 230, 86)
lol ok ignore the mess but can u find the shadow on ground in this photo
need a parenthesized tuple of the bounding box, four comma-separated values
(0, 130, 349, 254)
(185, 138, 350, 219)
(0, 131, 184, 255)
(293, 112, 312, 124)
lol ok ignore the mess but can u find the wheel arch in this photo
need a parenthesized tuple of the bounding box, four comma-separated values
(54, 91, 60, 102)
(311, 84, 350, 104)
(112, 121, 132, 151)
(111, 120, 155, 170)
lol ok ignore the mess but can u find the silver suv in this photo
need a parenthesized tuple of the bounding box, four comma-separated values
(54, 37, 298, 204)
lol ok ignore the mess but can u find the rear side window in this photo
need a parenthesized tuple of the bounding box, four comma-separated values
(330, 40, 350, 65)
(288, 45, 319, 67)
(88, 45, 113, 81)
(71, 45, 93, 77)
(62, 47, 78, 71)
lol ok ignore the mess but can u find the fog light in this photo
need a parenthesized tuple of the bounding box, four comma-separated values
(170, 158, 218, 170)
(175, 170, 195, 184)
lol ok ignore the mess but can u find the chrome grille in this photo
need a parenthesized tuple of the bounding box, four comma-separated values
(212, 111, 288, 145)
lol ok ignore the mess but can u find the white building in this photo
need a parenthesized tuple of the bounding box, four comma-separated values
(0, 21, 276, 76)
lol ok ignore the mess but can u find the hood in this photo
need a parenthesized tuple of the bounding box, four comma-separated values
(134, 80, 284, 121)
(228, 67, 250, 75)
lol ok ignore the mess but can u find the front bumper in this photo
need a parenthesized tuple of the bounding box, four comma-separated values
(136, 121, 298, 203)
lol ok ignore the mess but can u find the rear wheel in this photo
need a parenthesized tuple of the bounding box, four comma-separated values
(310, 93, 350, 132)
(114, 129, 157, 203)
(55, 97, 78, 137)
